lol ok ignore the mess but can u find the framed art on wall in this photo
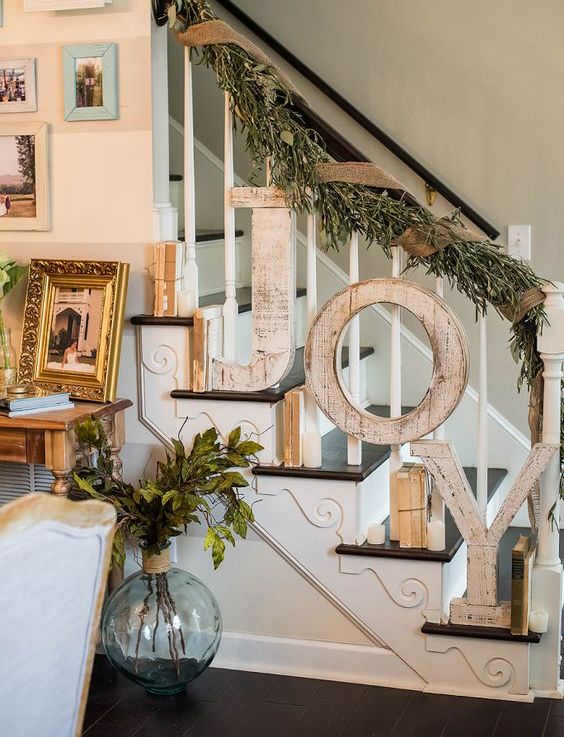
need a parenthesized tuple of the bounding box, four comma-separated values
(19, 259, 129, 402)
(25, 1, 112, 10)
(0, 58, 37, 113)
(63, 43, 118, 121)
(0, 122, 48, 231)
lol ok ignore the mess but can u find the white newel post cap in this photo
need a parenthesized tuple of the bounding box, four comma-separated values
(537, 282, 564, 356)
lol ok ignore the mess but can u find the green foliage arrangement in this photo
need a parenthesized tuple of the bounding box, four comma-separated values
(158, 0, 547, 392)
(72, 418, 262, 569)
(156, 1, 562, 505)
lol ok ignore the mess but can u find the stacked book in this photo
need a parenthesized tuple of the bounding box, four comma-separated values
(397, 463, 429, 548)
(284, 386, 305, 467)
(153, 242, 183, 317)
(511, 534, 535, 635)
(0, 389, 74, 418)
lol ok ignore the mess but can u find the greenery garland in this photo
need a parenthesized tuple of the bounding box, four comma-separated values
(158, 0, 562, 493)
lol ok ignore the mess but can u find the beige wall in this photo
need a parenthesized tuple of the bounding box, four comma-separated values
(0, 0, 155, 460)
(212, 0, 564, 434)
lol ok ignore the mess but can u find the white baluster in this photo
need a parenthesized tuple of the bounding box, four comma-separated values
(223, 91, 238, 360)
(389, 245, 402, 540)
(477, 312, 488, 522)
(177, 47, 198, 317)
(150, 18, 177, 242)
(347, 231, 362, 466)
(302, 208, 322, 468)
(536, 282, 564, 566)
(530, 281, 564, 697)
(431, 275, 446, 524)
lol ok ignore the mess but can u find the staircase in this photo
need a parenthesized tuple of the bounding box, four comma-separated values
(144, 6, 564, 702)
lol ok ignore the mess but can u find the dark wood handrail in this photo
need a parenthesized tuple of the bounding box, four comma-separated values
(213, 0, 500, 239)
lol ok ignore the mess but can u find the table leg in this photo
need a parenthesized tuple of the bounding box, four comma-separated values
(100, 411, 125, 481)
(99, 412, 126, 591)
(45, 429, 75, 496)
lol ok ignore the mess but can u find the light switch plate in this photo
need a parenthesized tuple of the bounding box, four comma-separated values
(507, 225, 531, 261)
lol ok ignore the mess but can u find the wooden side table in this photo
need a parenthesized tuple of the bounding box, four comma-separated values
(0, 398, 132, 495)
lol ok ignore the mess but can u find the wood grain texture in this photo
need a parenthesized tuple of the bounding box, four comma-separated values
(0, 428, 27, 463)
(229, 186, 288, 208)
(213, 207, 296, 392)
(305, 278, 469, 444)
(413, 440, 558, 625)
(0, 399, 132, 431)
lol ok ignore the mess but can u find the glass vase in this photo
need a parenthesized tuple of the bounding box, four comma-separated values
(0, 312, 17, 390)
(102, 548, 222, 695)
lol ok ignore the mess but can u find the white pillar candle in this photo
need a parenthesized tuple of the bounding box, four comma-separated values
(529, 610, 549, 634)
(427, 520, 446, 551)
(302, 430, 322, 468)
(177, 289, 198, 318)
(367, 523, 386, 546)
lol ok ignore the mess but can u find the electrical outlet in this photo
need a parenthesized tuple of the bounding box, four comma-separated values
(507, 225, 531, 261)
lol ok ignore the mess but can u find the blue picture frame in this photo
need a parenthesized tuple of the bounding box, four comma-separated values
(63, 42, 118, 121)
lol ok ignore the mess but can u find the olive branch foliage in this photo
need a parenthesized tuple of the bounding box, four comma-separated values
(72, 417, 262, 569)
(162, 0, 562, 502)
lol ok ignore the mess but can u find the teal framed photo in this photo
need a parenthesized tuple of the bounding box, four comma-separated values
(63, 43, 117, 121)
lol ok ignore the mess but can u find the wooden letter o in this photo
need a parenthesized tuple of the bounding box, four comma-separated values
(305, 278, 469, 445)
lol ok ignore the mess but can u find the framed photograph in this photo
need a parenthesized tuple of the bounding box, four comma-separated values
(0, 122, 48, 231)
(19, 259, 129, 402)
(0, 59, 37, 113)
(25, 1, 112, 10)
(63, 43, 118, 121)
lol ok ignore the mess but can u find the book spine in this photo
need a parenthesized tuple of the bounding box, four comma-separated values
(511, 544, 527, 635)
(283, 393, 293, 466)
(153, 243, 165, 317)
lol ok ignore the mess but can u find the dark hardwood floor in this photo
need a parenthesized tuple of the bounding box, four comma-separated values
(83, 656, 563, 737)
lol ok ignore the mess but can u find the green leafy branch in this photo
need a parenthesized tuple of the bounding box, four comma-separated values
(72, 418, 262, 568)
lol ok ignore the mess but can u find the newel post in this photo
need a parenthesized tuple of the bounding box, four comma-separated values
(151, 18, 178, 242)
(531, 281, 564, 697)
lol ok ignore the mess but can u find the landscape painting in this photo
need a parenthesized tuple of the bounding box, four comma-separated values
(0, 134, 36, 218)
(0, 122, 48, 230)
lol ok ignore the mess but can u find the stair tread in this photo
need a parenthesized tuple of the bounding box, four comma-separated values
(336, 467, 508, 562)
(178, 228, 245, 242)
(421, 620, 541, 644)
(131, 287, 306, 327)
(171, 344, 375, 403)
(254, 403, 391, 481)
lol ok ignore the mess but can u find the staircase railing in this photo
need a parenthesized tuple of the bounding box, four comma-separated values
(214, 0, 500, 240)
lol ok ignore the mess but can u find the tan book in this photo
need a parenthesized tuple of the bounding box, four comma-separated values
(290, 387, 304, 467)
(397, 464, 428, 548)
(283, 386, 305, 467)
(152, 243, 165, 316)
(283, 393, 293, 466)
(192, 304, 223, 392)
(511, 535, 535, 636)
(162, 242, 182, 317)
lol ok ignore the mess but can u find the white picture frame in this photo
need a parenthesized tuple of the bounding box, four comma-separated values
(0, 122, 49, 231)
(24, 0, 111, 11)
(0, 59, 37, 114)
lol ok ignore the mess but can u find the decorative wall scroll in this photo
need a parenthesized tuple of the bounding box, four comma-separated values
(213, 190, 295, 392)
(305, 278, 469, 444)
(414, 439, 557, 627)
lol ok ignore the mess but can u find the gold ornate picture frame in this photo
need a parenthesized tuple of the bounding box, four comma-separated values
(19, 259, 129, 402)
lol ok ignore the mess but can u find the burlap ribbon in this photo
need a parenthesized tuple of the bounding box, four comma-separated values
(498, 287, 546, 325)
(176, 20, 306, 103)
(142, 548, 171, 575)
(392, 220, 488, 258)
(315, 162, 408, 194)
